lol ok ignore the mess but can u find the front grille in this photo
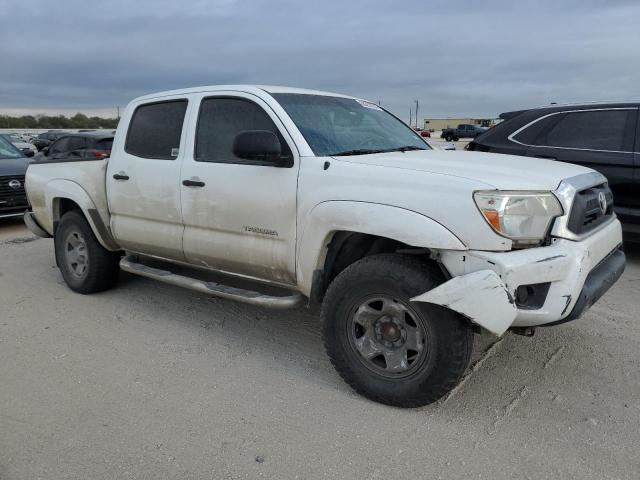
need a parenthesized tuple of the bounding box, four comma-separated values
(0, 175, 26, 196)
(0, 175, 28, 210)
(567, 183, 614, 235)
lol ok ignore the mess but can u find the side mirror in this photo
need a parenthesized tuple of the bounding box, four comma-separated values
(232, 130, 285, 165)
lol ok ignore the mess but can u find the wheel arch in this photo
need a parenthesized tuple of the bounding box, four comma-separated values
(45, 180, 120, 251)
(297, 201, 467, 299)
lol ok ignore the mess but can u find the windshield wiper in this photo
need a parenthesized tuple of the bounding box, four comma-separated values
(331, 145, 427, 157)
(384, 145, 427, 153)
(331, 148, 386, 156)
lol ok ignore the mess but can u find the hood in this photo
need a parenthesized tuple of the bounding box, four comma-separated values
(332, 149, 595, 191)
(0, 156, 30, 175)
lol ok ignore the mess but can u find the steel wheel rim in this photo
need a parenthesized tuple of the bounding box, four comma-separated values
(347, 295, 429, 379)
(64, 230, 88, 278)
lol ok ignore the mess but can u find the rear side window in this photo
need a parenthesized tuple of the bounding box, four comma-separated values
(195, 97, 291, 164)
(125, 100, 188, 159)
(534, 110, 634, 151)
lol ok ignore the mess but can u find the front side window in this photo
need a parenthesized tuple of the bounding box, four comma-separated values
(195, 97, 291, 164)
(271, 93, 429, 156)
(534, 110, 634, 151)
(66, 137, 87, 152)
(125, 100, 188, 159)
(49, 137, 69, 155)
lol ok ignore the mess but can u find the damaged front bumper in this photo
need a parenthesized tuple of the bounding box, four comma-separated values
(413, 218, 625, 335)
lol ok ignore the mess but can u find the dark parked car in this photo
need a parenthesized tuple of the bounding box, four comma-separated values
(441, 124, 487, 141)
(467, 102, 639, 242)
(0, 135, 30, 219)
(36, 132, 114, 162)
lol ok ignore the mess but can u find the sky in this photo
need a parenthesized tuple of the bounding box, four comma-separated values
(1, 0, 639, 122)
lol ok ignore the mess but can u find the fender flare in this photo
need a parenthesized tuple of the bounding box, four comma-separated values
(45, 179, 120, 251)
(296, 201, 467, 296)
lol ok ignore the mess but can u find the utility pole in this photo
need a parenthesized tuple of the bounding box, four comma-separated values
(116, 106, 120, 121)
(415, 99, 419, 129)
(409, 107, 413, 127)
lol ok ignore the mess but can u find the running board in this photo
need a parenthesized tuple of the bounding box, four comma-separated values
(120, 256, 304, 309)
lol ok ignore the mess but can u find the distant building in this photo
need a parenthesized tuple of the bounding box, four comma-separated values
(423, 117, 497, 131)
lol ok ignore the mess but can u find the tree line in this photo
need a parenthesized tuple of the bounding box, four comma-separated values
(0, 113, 119, 130)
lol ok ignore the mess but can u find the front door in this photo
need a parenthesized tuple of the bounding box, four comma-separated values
(107, 98, 189, 261)
(180, 92, 299, 285)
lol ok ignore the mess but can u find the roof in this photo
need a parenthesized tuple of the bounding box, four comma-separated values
(57, 131, 114, 140)
(501, 101, 640, 119)
(132, 85, 358, 103)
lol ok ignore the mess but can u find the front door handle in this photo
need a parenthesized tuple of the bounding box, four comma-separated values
(113, 172, 129, 180)
(182, 179, 205, 187)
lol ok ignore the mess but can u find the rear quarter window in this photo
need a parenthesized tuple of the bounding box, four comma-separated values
(125, 100, 188, 159)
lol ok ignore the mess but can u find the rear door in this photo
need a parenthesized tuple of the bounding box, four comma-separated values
(525, 108, 637, 212)
(179, 92, 299, 285)
(107, 97, 189, 261)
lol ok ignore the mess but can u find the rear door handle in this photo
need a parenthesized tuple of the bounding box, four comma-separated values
(113, 172, 129, 180)
(182, 179, 205, 187)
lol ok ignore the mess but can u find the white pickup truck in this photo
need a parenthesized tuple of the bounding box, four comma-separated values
(24, 85, 625, 407)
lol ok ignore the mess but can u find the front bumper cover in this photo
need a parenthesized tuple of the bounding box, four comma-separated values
(412, 218, 624, 335)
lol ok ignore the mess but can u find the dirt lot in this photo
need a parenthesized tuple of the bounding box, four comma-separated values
(1, 217, 639, 479)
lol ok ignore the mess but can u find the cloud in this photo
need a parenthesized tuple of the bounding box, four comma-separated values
(1, 0, 639, 119)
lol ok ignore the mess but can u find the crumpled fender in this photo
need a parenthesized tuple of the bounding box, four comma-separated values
(411, 270, 517, 335)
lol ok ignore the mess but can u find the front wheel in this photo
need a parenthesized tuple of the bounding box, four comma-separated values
(54, 210, 120, 294)
(321, 254, 473, 407)
(444, 134, 453, 141)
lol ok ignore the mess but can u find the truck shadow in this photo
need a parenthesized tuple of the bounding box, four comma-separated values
(113, 269, 612, 411)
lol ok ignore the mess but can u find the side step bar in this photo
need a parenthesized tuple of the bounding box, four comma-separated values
(120, 256, 304, 310)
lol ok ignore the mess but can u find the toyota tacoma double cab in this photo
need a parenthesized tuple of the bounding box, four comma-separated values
(24, 85, 625, 407)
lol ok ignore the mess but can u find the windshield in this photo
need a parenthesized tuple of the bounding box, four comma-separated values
(271, 93, 430, 156)
(2, 133, 24, 143)
(0, 136, 24, 159)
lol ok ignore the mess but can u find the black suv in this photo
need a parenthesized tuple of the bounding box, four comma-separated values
(467, 103, 639, 242)
(0, 135, 30, 219)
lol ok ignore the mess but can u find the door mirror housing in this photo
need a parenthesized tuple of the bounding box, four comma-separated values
(232, 130, 286, 165)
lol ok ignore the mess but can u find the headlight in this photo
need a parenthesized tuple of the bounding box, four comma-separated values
(473, 191, 563, 247)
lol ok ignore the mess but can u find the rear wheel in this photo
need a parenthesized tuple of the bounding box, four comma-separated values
(54, 210, 120, 294)
(444, 134, 453, 141)
(321, 254, 473, 407)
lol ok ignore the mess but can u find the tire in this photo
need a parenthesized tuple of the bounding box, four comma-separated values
(321, 254, 473, 407)
(54, 210, 120, 294)
(444, 134, 453, 142)
(453, 136, 459, 142)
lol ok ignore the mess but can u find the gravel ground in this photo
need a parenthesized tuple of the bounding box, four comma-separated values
(1, 217, 639, 479)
